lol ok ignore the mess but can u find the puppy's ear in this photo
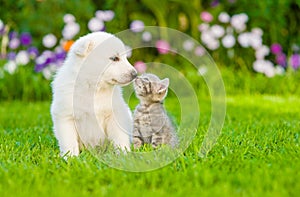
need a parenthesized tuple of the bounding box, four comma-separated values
(75, 39, 94, 57)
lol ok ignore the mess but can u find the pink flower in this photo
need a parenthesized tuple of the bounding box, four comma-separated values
(290, 54, 300, 69)
(134, 61, 147, 73)
(156, 40, 170, 54)
(200, 11, 213, 23)
(270, 43, 282, 55)
(275, 53, 287, 67)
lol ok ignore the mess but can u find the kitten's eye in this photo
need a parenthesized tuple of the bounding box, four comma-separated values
(142, 78, 149, 82)
(109, 56, 120, 62)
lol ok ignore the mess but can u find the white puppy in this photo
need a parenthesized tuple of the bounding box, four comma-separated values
(51, 32, 137, 156)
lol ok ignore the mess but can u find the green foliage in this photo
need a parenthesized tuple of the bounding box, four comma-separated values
(0, 95, 299, 196)
(1, 59, 300, 101)
(0, 0, 299, 102)
(0, 63, 51, 101)
(218, 0, 300, 50)
(0, 0, 95, 46)
(220, 66, 300, 95)
(0, 0, 299, 48)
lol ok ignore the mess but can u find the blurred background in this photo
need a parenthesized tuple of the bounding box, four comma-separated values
(0, 0, 299, 100)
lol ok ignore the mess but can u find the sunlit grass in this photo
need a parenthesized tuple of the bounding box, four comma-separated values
(0, 93, 299, 196)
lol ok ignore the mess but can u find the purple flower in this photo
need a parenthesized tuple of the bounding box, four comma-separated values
(0, 28, 5, 35)
(270, 43, 282, 55)
(200, 11, 213, 23)
(55, 51, 66, 61)
(7, 52, 16, 60)
(290, 54, 300, 69)
(9, 31, 18, 40)
(211, 0, 219, 7)
(275, 53, 287, 67)
(156, 40, 170, 54)
(20, 32, 32, 46)
(34, 51, 55, 72)
(34, 63, 46, 72)
(27, 47, 39, 58)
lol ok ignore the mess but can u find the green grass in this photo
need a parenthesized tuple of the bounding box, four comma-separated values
(0, 93, 299, 197)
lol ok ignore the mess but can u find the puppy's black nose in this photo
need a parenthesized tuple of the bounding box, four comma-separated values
(131, 70, 138, 79)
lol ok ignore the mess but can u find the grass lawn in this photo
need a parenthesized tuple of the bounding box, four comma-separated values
(0, 93, 299, 197)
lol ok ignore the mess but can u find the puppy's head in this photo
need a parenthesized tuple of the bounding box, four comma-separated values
(99, 36, 137, 86)
(70, 32, 137, 86)
(100, 46, 137, 86)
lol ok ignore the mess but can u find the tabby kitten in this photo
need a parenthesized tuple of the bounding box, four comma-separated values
(133, 73, 178, 149)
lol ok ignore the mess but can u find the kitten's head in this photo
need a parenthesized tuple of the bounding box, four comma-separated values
(134, 73, 169, 103)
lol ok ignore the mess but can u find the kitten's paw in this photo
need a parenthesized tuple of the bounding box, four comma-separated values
(133, 137, 143, 149)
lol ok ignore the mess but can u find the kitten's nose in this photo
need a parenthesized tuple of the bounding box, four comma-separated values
(131, 70, 138, 80)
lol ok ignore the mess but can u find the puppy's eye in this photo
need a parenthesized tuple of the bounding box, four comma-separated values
(109, 56, 120, 62)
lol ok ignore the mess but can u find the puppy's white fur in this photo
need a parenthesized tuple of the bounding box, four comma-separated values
(51, 32, 137, 156)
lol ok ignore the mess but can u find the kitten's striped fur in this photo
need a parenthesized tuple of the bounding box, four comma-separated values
(133, 73, 178, 149)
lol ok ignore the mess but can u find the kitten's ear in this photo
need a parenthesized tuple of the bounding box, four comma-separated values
(161, 78, 169, 87)
(75, 39, 94, 57)
(158, 78, 169, 93)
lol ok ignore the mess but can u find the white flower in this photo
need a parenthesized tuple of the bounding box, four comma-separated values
(198, 23, 209, 32)
(238, 32, 251, 48)
(218, 12, 230, 23)
(201, 30, 214, 44)
(96, 10, 115, 22)
(264, 63, 276, 77)
(206, 39, 220, 50)
(42, 34, 57, 48)
(63, 14, 75, 23)
(253, 59, 265, 73)
(253, 59, 275, 77)
(130, 20, 144, 32)
(88, 17, 104, 32)
(211, 25, 225, 38)
(222, 34, 236, 48)
(198, 66, 207, 76)
(182, 40, 195, 51)
(4, 61, 17, 74)
(62, 22, 80, 39)
(9, 38, 20, 49)
(15, 50, 30, 65)
(275, 66, 285, 75)
(201, 30, 220, 50)
(42, 66, 53, 80)
(231, 13, 248, 32)
(0, 19, 3, 30)
(35, 55, 46, 65)
(255, 45, 270, 59)
(249, 33, 262, 49)
(194, 46, 205, 56)
(252, 27, 263, 37)
(142, 31, 152, 42)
